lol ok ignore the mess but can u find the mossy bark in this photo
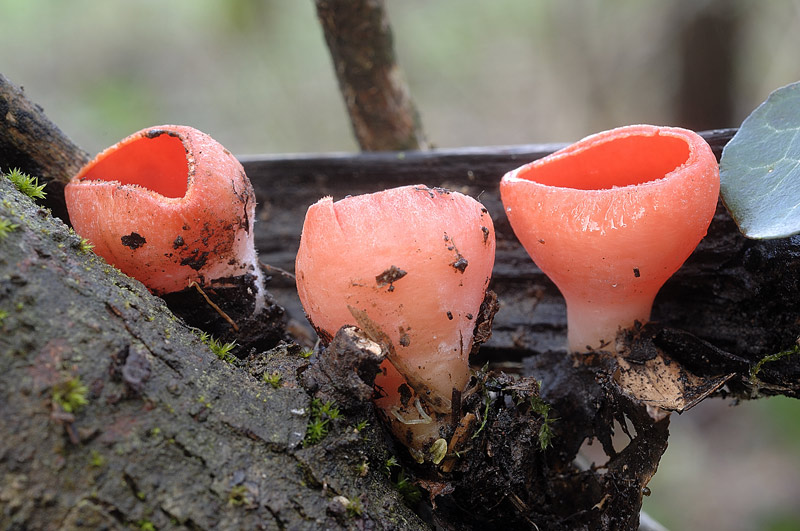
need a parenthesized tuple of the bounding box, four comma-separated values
(0, 177, 425, 530)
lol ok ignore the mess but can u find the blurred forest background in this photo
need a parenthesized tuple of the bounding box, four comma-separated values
(3, 1, 799, 529)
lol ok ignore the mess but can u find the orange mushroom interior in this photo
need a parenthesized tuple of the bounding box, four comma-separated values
(522, 135, 690, 190)
(79, 133, 189, 198)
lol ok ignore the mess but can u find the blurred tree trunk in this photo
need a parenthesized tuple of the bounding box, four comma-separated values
(315, 0, 428, 151)
(675, 0, 742, 130)
(0, 73, 90, 221)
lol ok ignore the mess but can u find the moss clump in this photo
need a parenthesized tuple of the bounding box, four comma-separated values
(0, 218, 19, 239)
(263, 370, 282, 388)
(4, 168, 46, 200)
(196, 330, 237, 363)
(52, 377, 89, 413)
(303, 398, 340, 447)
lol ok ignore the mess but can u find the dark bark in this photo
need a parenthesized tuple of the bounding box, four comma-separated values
(314, 0, 428, 151)
(0, 73, 90, 221)
(0, 177, 425, 530)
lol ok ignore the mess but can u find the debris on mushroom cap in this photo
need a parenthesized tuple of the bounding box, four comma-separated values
(64, 125, 263, 299)
(500, 124, 719, 353)
(295, 184, 496, 455)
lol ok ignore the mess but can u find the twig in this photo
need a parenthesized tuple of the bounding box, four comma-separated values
(314, 0, 427, 151)
(188, 281, 239, 332)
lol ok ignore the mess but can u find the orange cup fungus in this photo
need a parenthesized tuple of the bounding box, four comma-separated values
(500, 125, 719, 353)
(65, 125, 264, 302)
(295, 185, 495, 461)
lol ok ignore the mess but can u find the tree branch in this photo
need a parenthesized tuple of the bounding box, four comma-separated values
(0, 73, 90, 220)
(314, 0, 428, 151)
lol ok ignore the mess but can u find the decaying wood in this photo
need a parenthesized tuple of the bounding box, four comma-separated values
(314, 0, 428, 151)
(0, 73, 90, 220)
(0, 177, 425, 530)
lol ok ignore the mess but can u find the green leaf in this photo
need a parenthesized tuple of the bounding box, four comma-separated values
(720, 81, 800, 239)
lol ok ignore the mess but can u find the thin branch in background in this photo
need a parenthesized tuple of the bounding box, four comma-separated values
(314, 0, 428, 151)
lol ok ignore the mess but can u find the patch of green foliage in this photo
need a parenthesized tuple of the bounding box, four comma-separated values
(4, 168, 46, 199)
(303, 398, 340, 447)
(530, 394, 556, 450)
(345, 498, 363, 517)
(0, 310, 8, 327)
(353, 419, 369, 433)
(227, 485, 252, 507)
(196, 331, 237, 363)
(0, 218, 18, 239)
(263, 370, 282, 388)
(299, 348, 314, 359)
(383, 456, 422, 505)
(89, 449, 106, 468)
(78, 237, 94, 254)
(52, 377, 89, 413)
(471, 390, 492, 440)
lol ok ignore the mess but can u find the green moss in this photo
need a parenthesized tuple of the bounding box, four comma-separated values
(196, 331, 237, 363)
(227, 485, 252, 507)
(263, 370, 282, 388)
(78, 237, 94, 254)
(303, 398, 340, 447)
(4, 168, 46, 200)
(529, 394, 556, 450)
(0, 218, 18, 239)
(345, 498, 363, 517)
(0, 310, 7, 326)
(52, 377, 89, 413)
(137, 520, 156, 531)
(89, 449, 105, 468)
(750, 343, 800, 384)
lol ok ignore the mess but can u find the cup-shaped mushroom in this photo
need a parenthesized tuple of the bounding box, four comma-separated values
(65, 125, 262, 297)
(296, 185, 495, 457)
(500, 125, 719, 353)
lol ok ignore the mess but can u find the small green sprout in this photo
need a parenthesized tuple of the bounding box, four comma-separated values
(263, 371, 282, 388)
(227, 485, 252, 507)
(750, 342, 800, 385)
(383, 455, 400, 474)
(319, 399, 341, 420)
(137, 520, 156, 531)
(346, 498, 363, 517)
(4, 168, 46, 199)
(354, 419, 369, 433)
(355, 460, 369, 477)
(52, 377, 89, 413)
(89, 449, 105, 468)
(299, 348, 314, 359)
(0, 218, 18, 240)
(0, 309, 8, 326)
(78, 237, 94, 254)
(393, 469, 422, 505)
(530, 395, 556, 450)
(201, 334, 237, 363)
(303, 398, 341, 446)
(382, 454, 422, 504)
